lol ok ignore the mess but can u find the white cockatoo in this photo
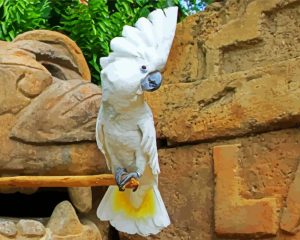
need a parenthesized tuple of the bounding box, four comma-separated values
(96, 7, 178, 236)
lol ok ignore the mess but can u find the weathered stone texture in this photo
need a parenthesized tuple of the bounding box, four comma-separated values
(0, 30, 106, 236)
(11, 79, 101, 143)
(121, 129, 300, 240)
(163, 4, 224, 85)
(14, 30, 91, 81)
(0, 220, 17, 237)
(214, 144, 278, 236)
(147, 0, 300, 146)
(223, 1, 300, 73)
(280, 163, 300, 234)
(17, 220, 45, 237)
(0, 202, 102, 240)
(68, 187, 92, 213)
(0, 30, 106, 177)
(148, 57, 300, 144)
(47, 201, 84, 236)
(46, 201, 102, 240)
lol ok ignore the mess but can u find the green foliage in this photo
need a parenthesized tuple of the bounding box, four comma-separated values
(0, 0, 50, 41)
(0, 0, 211, 84)
(53, 0, 111, 82)
(53, 0, 180, 84)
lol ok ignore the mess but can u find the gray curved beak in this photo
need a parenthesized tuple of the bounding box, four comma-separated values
(141, 71, 162, 92)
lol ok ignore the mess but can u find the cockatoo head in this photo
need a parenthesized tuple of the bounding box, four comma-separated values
(100, 7, 178, 106)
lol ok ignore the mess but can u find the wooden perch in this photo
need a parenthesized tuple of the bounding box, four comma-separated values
(0, 174, 139, 189)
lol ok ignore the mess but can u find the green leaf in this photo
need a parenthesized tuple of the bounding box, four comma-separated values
(8, 30, 15, 39)
(1, 22, 7, 35)
(16, 12, 20, 24)
(16, 4, 25, 15)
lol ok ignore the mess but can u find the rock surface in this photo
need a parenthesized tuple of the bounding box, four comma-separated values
(14, 30, 91, 81)
(47, 201, 83, 236)
(11, 79, 101, 143)
(68, 187, 92, 213)
(0, 220, 17, 237)
(0, 30, 106, 239)
(147, 0, 300, 145)
(17, 219, 45, 237)
(0, 30, 106, 177)
(280, 163, 300, 234)
(121, 129, 300, 240)
(0, 202, 102, 240)
(46, 201, 102, 240)
(214, 144, 278, 236)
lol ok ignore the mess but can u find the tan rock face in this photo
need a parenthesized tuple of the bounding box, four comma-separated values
(17, 220, 45, 237)
(213, 144, 278, 236)
(47, 201, 83, 236)
(11, 79, 100, 143)
(14, 30, 91, 81)
(280, 163, 300, 234)
(46, 201, 101, 240)
(121, 129, 300, 240)
(68, 187, 92, 213)
(147, 0, 300, 146)
(0, 220, 17, 237)
(0, 30, 106, 176)
(0, 30, 106, 234)
(0, 202, 102, 240)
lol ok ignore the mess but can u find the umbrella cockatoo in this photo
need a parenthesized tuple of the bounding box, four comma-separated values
(96, 7, 177, 236)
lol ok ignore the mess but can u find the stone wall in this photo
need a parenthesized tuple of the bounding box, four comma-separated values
(122, 0, 300, 239)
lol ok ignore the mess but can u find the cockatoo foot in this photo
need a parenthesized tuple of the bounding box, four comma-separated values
(115, 168, 140, 192)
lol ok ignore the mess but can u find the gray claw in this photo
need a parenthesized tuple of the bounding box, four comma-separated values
(114, 167, 140, 192)
(120, 172, 139, 190)
(115, 167, 127, 191)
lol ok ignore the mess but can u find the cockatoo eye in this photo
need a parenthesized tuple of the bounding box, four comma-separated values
(140, 65, 148, 73)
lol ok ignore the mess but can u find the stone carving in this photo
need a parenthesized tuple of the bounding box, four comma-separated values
(0, 30, 105, 239)
(0, 30, 106, 176)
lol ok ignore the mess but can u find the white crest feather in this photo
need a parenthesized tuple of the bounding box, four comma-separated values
(100, 7, 178, 70)
(135, 17, 156, 47)
(110, 37, 141, 57)
(122, 26, 147, 48)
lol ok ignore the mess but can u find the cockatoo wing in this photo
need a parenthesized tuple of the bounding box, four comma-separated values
(96, 105, 111, 170)
(138, 116, 160, 175)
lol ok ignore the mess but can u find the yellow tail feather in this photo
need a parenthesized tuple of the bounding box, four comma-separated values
(112, 188, 155, 219)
